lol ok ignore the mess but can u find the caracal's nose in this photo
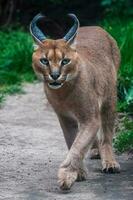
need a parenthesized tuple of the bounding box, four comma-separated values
(50, 72, 60, 80)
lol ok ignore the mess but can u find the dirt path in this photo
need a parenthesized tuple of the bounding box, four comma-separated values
(0, 83, 132, 200)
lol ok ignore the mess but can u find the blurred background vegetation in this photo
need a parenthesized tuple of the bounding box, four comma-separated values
(0, 0, 133, 152)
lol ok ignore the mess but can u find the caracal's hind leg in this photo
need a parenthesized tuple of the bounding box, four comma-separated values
(57, 114, 88, 182)
(99, 102, 120, 173)
(89, 138, 100, 159)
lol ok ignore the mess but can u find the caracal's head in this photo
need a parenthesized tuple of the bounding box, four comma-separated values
(30, 13, 80, 90)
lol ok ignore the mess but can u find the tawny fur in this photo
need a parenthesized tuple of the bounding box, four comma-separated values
(32, 26, 121, 190)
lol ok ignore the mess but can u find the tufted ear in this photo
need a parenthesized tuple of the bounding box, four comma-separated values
(30, 14, 47, 45)
(63, 14, 79, 49)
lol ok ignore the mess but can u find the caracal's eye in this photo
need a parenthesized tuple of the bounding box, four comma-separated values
(61, 58, 71, 66)
(40, 58, 49, 65)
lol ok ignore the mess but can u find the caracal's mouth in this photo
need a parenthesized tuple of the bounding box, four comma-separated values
(48, 82, 64, 89)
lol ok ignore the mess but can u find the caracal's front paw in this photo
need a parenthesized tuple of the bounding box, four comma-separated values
(102, 160, 120, 173)
(58, 167, 78, 190)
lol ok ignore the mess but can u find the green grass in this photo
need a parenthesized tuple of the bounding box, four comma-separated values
(114, 131, 133, 152)
(0, 28, 35, 103)
(102, 19, 133, 114)
(0, 29, 33, 73)
(114, 116, 133, 152)
(102, 19, 133, 152)
(0, 93, 5, 105)
(1, 84, 24, 95)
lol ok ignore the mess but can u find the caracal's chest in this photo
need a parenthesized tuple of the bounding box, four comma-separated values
(45, 90, 92, 123)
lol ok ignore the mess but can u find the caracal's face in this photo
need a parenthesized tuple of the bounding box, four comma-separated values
(32, 39, 79, 89)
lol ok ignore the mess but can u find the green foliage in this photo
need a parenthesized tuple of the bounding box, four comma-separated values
(101, 0, 133, 18)
(102, 20, 133, 114)
(0, 85, 24, 95)
(114, 116, 133, 152)
(0, 29, 35, 104)
(0, 93, 5, 104)
(114, 131, 133, 152)
(0, 29, 33, 75)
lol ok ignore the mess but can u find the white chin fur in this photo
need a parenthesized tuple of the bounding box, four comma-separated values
(48, 83, 64, 90)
